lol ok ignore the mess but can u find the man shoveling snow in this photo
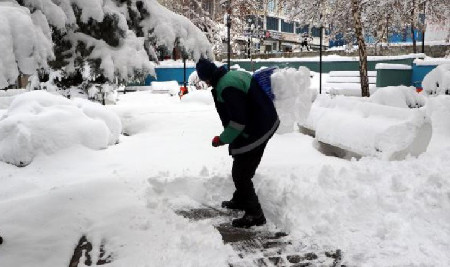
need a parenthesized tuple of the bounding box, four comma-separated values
(195, 58, 279, 228)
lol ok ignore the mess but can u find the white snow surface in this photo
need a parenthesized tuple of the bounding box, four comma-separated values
(0, 79, 450, 266)
(0, 91, 121, 166)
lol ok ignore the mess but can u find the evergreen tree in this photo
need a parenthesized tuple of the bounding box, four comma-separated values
(9, 0, 212, 89)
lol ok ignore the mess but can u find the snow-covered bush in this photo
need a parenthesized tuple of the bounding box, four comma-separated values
(422, 64, 450, 95)
(0, 91, 122, 167)
(0, 2, 53, 89)
(271, 67, 313, 133)
(369, 86, 426, 108)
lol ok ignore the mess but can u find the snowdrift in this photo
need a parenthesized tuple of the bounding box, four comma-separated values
(303, 89, 432, 160)
(422, 64, 450, 95)
(0, 91, 122, 166)
(272, 67, 314, 133)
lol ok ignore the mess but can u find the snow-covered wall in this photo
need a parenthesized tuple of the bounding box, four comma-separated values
(0, 91, 121, 167)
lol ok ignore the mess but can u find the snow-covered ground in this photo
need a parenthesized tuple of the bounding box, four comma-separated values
(1, 77, 450, 266)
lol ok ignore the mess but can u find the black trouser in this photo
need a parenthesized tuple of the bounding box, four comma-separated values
(231, 141, 268, 214)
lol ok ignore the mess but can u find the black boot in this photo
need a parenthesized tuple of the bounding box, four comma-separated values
(221, 200, 245, 211)
(232, 210, 266, 228)
(0, 235, 3, 245)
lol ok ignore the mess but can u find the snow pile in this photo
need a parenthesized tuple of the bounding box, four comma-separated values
(369, 86, 426, 108)
(425, 96, 450, 152)
(180, 89, 214, 105)
(258, 147, 450, 266)
(304, 95, 432, 160)
(0, 3, 53, 88)
(151, 81, 180, 95)
(0, 91, 121, 166)
(422, 64, 450, 95)
(271, 67, 313, 133)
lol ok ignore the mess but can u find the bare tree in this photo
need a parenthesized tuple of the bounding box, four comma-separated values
(351, 0, 369, 97)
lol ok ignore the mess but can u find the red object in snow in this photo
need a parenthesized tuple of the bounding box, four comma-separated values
(179, 86, 188, 98)
(416, 87, 423, 93)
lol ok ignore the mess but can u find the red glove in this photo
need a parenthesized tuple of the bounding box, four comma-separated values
(212, 136, 224, 147)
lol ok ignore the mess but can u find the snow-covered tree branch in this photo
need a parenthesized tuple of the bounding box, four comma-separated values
(0, 0, 213, 89)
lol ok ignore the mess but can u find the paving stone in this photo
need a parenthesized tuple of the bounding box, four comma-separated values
(287, 255, 302, 263)
(268, 256, 285, 266)
(176, 206, 343, 267)
(291, 263, 312, 267)
(304, 252, 318, 260)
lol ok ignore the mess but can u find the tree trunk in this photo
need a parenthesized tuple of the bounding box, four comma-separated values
(411, 0, 417, 53)
(351, 0, 370, 97)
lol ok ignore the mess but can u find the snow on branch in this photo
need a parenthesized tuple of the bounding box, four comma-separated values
(2, 0, 212, 89)
(0, 3, 54, 89)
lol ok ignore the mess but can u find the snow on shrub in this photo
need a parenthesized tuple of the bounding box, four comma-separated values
(271, 67, 313, 133)
(0, 3, 53, 88)
(0, 91, 122, 166)
(369, 86, 426, 108)
(304, 95, 432, 160)
(422, 64, 450, 95)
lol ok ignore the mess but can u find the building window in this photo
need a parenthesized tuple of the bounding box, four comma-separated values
(266, 16, 279, 31)
(268, 0, 275, 13)
(296, 24, 309, 34)
(281, 19, 294, 33)
(311, 27, 321, 37)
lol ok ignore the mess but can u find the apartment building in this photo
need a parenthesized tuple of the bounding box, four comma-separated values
(243, 0, 325, 54)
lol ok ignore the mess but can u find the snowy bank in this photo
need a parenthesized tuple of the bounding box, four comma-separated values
(304, 90, 431, 160)
(0, 91, 121, 166)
